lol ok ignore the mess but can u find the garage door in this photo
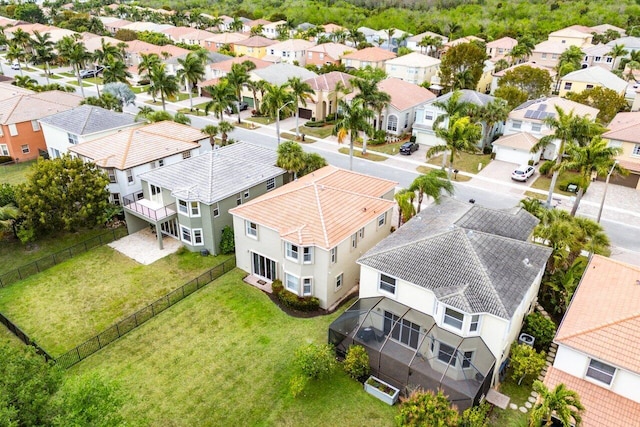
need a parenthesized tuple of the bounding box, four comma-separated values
(298, 108, 312, 120)
(597, 172, 640, 188)
(242, 96, 254, 108)
(494, 147, 531, 165)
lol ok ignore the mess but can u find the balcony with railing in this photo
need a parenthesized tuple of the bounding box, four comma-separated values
(122, 194, 176, 222)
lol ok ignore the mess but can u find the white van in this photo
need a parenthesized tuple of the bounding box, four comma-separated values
(10, 62, 20, 70)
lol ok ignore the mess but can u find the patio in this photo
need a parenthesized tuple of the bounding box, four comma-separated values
(108, 228, 182, 265)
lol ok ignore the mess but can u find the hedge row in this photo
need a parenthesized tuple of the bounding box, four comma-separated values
(271, 280, 320, 312)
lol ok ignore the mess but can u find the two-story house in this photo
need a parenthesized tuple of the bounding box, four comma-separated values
(0, 89, 81, 162)
(263, 39, 316, 65)
(241, 64, 318, 108)
(486, 37, 518, 62)
(384, 52, 441, 85)
(559, 66, 628, 97)
(231, 165, 397, 311)
(406, 31, 448, 56)
(341, 47, 397, 70)
(39, 105, 140, 159)
(69, 121, 206, 206)
(543, 255, 640, 426)
(376, 78, 436, 135)
(302, 71, 354, 121)
(581, 44, 617, 70)
(199, 57, 271, 97)
(232, 36, 278, 60)
(329, 197, 551, 411)
(602, 112, 640, 189)
(306, 42, 353, 67)
(201, 32, 249, 53)
(124, 142, 286, 253)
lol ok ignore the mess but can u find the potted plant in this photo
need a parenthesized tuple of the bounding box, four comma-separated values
(364, 375, 400, 405)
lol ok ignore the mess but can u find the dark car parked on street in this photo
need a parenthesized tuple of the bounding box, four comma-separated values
(399, 141, 419, 155)
(79, 66, 104, 79)
(225, 101, 249, 114)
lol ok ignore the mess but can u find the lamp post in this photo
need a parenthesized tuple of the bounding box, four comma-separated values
(596, 160, 618, 223)
(276, 100, 293, 146)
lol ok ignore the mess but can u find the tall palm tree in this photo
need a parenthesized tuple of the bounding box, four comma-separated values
(352, 77, 390, 154)
(556, 137, 625, 216)
(607, 43, 627, 70)
(30, 31, 56, 84)
(6, 43, 26, 76)
(555, 46, 585, 90)
(261, 82, 295, 145)
(217, 120, 235, 146)
(529, 381, 584, 427)
(149, 63, 179, 111)
(276, 140, 306, 179)
(177, 52, 205, 110)
(93, 38, 124, 65)
(477, 98, 510, 148)
(530, 106, 606, 207)
(429, 116, 482, 178)
(137, 53, 161, 100)
(394, 188, 416, 228)
(204, 79, 236, 119)
(226, 63, 251, 124)
(409, 169, 454, 213)
(102, 57, 132, 84)
(10, 28, 31, 56)
(418, 35, 433, 55)
(384, 28, 396, 51)
(287, 76, 314, 140)
(56, 35, 91, 98)
(229, 17, 244, 32)
(201, 125, 218, 148)
(332, 98, 374, 171)
(245, 79, 267, 115)
(432, 90, 473, 129)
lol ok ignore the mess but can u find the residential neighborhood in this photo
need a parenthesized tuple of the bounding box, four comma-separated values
(0, 1, 639, 425)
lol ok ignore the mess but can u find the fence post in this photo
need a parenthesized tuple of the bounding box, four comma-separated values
(97, 334, 101, 348)
(116, 323, 121, 337)
(35, 260, 40, 273)
(76, 347, 81, 362)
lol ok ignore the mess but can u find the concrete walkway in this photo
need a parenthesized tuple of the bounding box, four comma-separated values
(108, 228, 181, 265)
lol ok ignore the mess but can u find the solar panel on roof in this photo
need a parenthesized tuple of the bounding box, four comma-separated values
(531, 111, 541, 119)
(524, 110, 534, 118)
(538, 104, 547, 111)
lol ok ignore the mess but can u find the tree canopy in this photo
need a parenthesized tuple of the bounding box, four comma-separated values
(565, 86, 630, 124)
(439, 42, 487, 91)
(497, 65, 553, 101)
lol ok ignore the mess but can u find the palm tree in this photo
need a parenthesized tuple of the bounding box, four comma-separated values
(332, 98, 374, 171)
(30, 31, 56, 84)
(138, 53, 161, 101)
(136, 105, 154, 122)
(6, 43, 26, 76)
(226, 63, 251, 124)
(11, 28, 31, 56)
(149, 63, 180, 111)
(432, 90, 472, 129)
(245, 79, 267, 115)
(394, 189, 416, 228)
(177, 52, 205, 110)
(13, 75, 38, 89)
(529, 381, 584, 427)
(418, 35, 433, 55)
(352, 77, 391, 154)
(287, 76, 314, 140)
(477, 98, 510, 148)
(276, 140, 306, 179)
(204, 79, 236, 119)
(201, 125, 219, 148)
(429, 116, 482, 178)
(102, 58, 132, 84)
(409, 169, 454, 213)
(530, 106, 606, 207)
(56, 36, 91, 98)
(555, 46, 585, 90)
(261, 82, 295, 145)
(384, 28, 396, 51)
(217, 120, 235, 146)
(93, 38, 124, 65)
(607, 43, 627, 70)
(543, 258, 586, 315)
(556, 138, 625, 216)
(229, 17, 244, 32)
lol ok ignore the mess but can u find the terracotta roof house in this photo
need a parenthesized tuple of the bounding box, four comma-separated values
(548, 26, 594, 47)
(261, 20, 288, 39)
(201, 32, 249, 53)
(99, 18, 133, 35)
(385, 52, 441, 85)
(242, 18, 272, 34)
(263, 39, 316, 65)
(602, 112, 640, 189)
(560, 66, 629, 97)
(301, 71, 355, 121)
(201, 56, 270, 86)
(440, 35, 484, 56)
(231, 165, 397, 310)
(544, 255, 640, 427)
(530, 40, 572, 68)
(124, 142, 287, 253)
(322, 23, 345, 34)
(0, 90, 81, 162)
(341, 47, 397, 70)
(306, 42, 353, 67)
(233, 36, 278, 59)
(486, 37, 517, 61)
(406, 31, 448, 56)
(0, 82, 33, 101)
(39, 105, 140, 160)
(329, 197, 551, 411)
(124, 40, 190, 72)
(81, 33, 123, 54)
(162, 27, 215, 46)
(491, 132, 541, 166)
(375, 78, 436, 135)
(69, 121, 206, 206)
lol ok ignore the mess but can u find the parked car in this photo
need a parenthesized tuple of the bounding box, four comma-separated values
(399, 141, 419, 155)
(10, 62, 20, 70)
(79, 66, 104, 79)
(511, 165, 535, 182)
(225, 101, 249, 114)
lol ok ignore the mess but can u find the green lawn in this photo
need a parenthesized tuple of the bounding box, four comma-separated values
(0, 246, 232, 356)
(530, 171, 582, 197)
(427, 152, 492, 175)
(130, 86, 147, 94)
(0, 159, 36, 185)
(65, 80, 92, 87)
(416, 165, 472, 182)
(338, 147, 387, 162)
(355, 141, 406, 156)
(59, 72, 76, 78)
(84, 77, 103, 85)
(70, 269, 397, 426)
(45, 73, 63, 79)
(295, 125, 335, 139)
(487, 371, 533, 426)
(246, 116, 275, 125)
(177, 107, 208, 117)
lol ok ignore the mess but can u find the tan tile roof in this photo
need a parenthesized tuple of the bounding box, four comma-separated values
(555, 255, 640, 373)
(544, 367, 640, 427)
(81, 33, 123, 53)
(68, 121, 202, 170)
(230, 166, 397, 249)
(124, 40, 190, 59)
(493, 61, 557, 78)
(510, 97, 599, 121)
(550, 26, 593, 38)
(486, 36, 518, 49)
(209, 56, 271, 73)
(407, 31, 448, 44)
(377, 78, 436, 111)
(603, 112, 640, 144)
(246, 19, 272, 27)
(0, 82, 34, 102)
(385, 51, 441, 67)
(204, 32, 249, 44)
(492, 132, 539, 150)
(444, 35, 484, 48)
(5, 23, 52, 35)
(322, 23, 345, 33)
(235, 36, 278, 48)
(342, 46, 397, 62)
(0, 91, 81, 124)
(304, 71, 354, 92)
(307, 42, 353, 59)
(162, 26, 198, 38)
(269, 39, 316, 51)
(533, 40, 570, 55)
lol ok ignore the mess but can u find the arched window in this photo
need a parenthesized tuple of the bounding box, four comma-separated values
(387, 115, 398, 132)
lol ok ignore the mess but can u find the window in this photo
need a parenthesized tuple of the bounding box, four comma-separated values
(236, 194, 242, 206)
(377, 213, 386, 227)
(512, 120, 522, 129)
(178, 199, 188, 214)
(285, 273, 299, 293)
(302, 278, 312, 296)
(379, 274, 396, 295)
(8, 124, 17, 136)
(303, 246, 313, 263)
(213, 203, 220, 217)
(595, 56, 601, 62)
(541, 53, 548, 59)
(193, 229, 203, 245)
(387, 115, 398, 132)
(606, 57, 613, 63)
(633, 144, 640, 157)
(438, 343, 457, 366)
(404, 112, 409, 128)
(384, 311, 420, 349)
(330, 247, 337, 264)
(111, 193, 120, 205)
(246, 221, 258, 238)
(180, 226, 192, 244)
(586, 84, 594, 89)
(551, 54, 558, 59)
(444, 307, 464, 329)
(358, 227, 365, 239)
(0, 144, 7, 156)
(286, 242, 299, 260)
(335, 273, 343, 290)
(20, 144, 29, 154)
(182, 151, 191, 159)
(586, 359, 616, 385)
(31, 120, 40, 131)
(266, 178, 276, 191)
(462, 351, 474, 368)
(351, 233, 357, 249)
(243, 190, 250, 199)
(126, 169, 134, 184)
(190, 201, 199, 217)
(531, 123, 542, 132)
(470, 315, 480, 332)
(107, 168, 117, 183)
(158, 159, 164, 167)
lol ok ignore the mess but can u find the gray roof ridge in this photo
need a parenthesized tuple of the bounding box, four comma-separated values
(313, 183, 330, 247)
(358, 227, 461, 261)
(79, 106, 96, 134)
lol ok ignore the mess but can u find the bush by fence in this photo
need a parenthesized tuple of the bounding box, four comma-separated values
(56, 257, 236, 369)
(0, 228, 128, 288)
(0, 311, 53, 361)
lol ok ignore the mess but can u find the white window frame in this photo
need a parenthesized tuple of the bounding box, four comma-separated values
(189, 201, 200, 217)
(425, 111, 434, 121)
(67, 132, 79, 145)
(107, 168, 117, 183)
(266, 177, 276, 191)
(335, 273, 343, 290)
(285, 242, 299, 261)
(585, 359, 616, 386)
(0, 144, 8, 156)
(443, 307, 464, 330)
(330, 247, 337, 264)
(243, 190, 250, 199)
(358, 227, 364, 239)
(302, 246, 313, 264)
(378, 273, 396, 295)
(213, 202, 220, 217)
(462, 350, 474, 368)
(564, 82, 572, 90)
(31, 120, 40, 131)
(531, 123, 542, 133)
(182, 151, 191, 159)
(387, 114, 398, 132)
(193, 228, 204, 246)
(377, 213, 386, 227)
(180, 225, 192, 244)
(126, 169, 134, 184)
(236, 194, 242, 206)
(111, 193, 120, 205)
(246, 221, 258, 239)
(177, 199, 188, 215)
(285, 272, 299, 294)
(8, 123, 17, 136)
(351, 233, 357, 249)
(469, 314, 480, 333)
(302, 277, 312, 296)
(437, 342, 457, 366)
(512, 120, 522, 129)
(20, 144, 29, 154)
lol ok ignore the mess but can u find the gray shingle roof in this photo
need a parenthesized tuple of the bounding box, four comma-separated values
(455, 205, 539, 241)
(252, 63, 318, 85)
(139, 142, 284, 205)
(38, 105, 138, 135)
(358, 197, 551, 319)
(432, 89, 497, 107)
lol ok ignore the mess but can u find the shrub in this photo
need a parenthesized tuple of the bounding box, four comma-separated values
(528, 159, 535, 166)
(277, 289, 320, 312)
(289, 374, 308, 398)
(219, 226, 235, 254)
(343, 345, 370, 380)
(539, 160, 554, 176)
(510, 343, 546, 385)
(522, 312, 556, 351)
(271, 279, 283, 294)
(175, 245, 188, 255)
(0, 155, 13, 164)
(460, 403, 490, 427)
(304, 120, 325, 127)
(396, 389, 459, 427)
(294, 343, 336, 380)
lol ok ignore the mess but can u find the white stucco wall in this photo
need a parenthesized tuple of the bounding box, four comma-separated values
(41, 122, 141, 159)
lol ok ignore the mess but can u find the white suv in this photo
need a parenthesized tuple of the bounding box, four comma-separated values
(511, 165, 535, 182)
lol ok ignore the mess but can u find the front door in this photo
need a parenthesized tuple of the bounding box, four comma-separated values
(149, 184, 163, 204)
(252, 252, 277, 281)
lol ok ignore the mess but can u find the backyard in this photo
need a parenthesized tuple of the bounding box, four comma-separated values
(0, 245, 231, 356)
(70, 269, 398, 426)
(0, 159, 36, 185)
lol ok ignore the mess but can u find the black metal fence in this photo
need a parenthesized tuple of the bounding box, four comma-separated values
(0, 228, 129, 288)
(0, 311, 53, 361)
(56, 257, 236, 369)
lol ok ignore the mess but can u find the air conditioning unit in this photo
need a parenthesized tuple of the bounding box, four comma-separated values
(518, 333, 535, 347)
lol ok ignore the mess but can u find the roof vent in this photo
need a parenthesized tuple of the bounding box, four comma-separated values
(362, 207, 367, 212)
(636, 280, 640, 286)
(523, 258, 531, 267)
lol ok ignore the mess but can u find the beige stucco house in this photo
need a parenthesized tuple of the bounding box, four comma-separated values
(559, 66, 628, 97)
(384, 52, 441, 85)
(302, 71, 354, 121)
(341, 47, 397, 70)
(602, 112, 640, 189)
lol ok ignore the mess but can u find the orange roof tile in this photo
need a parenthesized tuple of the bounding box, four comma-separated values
(342, 46, 397, 62)
(209, 56, 271, 73)
(377, 78, 436, 111)
(544, 367, 640, 427)
(230, 166, 397, 248)
(555, 255, 640, 373)
(603, 112, 640, 144)
(235, 36, 278, 48)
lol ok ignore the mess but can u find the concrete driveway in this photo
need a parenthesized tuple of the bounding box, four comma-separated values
(469, 160, 537, 196)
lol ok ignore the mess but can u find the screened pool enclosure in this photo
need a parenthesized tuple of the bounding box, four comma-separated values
(328, 297, 495, 411)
